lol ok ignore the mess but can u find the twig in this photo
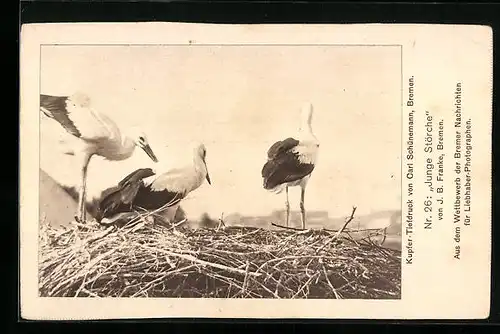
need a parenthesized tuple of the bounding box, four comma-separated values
(345, 232, 360, 246)
(252, 279, 282, 299)
(166, 219, 187, 231)
(74, 273, 88, 297)
(315, 235, 339, 254)
(271, 223, 305, 231)
(292, 272, 319, 298)
(216, 212, 226, 232)
(85, 226, 115, 245)
(131, 264, 196, 297)
(257, 255, 330, 273)
(49, 246, 120, 296)
(241, 261, 250, 296)
(138, 245, 261, 277)
(334, 206, 358, 239)
(80, 288, 101, 298)
(322, 227, 387, 233)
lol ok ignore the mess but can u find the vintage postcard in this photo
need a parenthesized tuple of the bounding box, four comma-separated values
(20, 23, 492, 320)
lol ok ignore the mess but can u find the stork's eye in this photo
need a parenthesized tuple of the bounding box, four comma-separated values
(139, 136, 145, 141)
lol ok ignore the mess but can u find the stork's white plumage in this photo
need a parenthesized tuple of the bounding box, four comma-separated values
(97, 143, 211, 226)
(40, 92, 159, 223)
(261, 102, 319, 229)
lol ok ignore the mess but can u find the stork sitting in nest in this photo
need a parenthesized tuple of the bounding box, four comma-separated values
(96, 143, 211, 226)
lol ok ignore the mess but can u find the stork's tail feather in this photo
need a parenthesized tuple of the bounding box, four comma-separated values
(261, 160, 283, 191)
(99, 212, 135, 226)
(263, 182, 286, 194)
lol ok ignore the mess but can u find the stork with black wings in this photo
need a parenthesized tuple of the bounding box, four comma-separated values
(97, 143, 212, 226)
(96, 168, 156, 223)
(40, 92, 159, 224)
(261, 103, 319, 229)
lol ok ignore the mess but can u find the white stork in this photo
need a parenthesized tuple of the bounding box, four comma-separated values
(40, 92, 159, 223)
(261, 102, 319, 229)
(96, 143, 211, 226)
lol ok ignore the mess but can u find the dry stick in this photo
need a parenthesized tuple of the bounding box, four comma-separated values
(322, 227, 387, 233)
(257, 255, 330, 273)
(366, 227, 388, 246)
(216, 212, 226, 232)
(252, 279, 282, 299)
(360, 235, 400, 261)
(74, 272, 88, 297)
(274, 274, 283, 296)
(131, 264, 196, 297)
(208, 273, 261, 298)
(315, 235, 339, 254)
(292, 272, 319, 299)
(49, 245, 122, 296)
(314, 219, 358, 254)
(138, 245, 261, 277)
(271, 223, 306, 231)
(345, 232, 360, 246)
(50, 226, 115, 259)
(136, 243, 199, 256)
(80, 288, 101, 298)
(84, 226, 116, 245)
(372, 288, 398, 296)
(334, 206, 358, 239)
(241, 261, 251, 297)
(166, 219, 188, 231)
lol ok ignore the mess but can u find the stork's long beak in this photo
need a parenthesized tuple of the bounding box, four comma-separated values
(140, 143, 159, 163)
(204, 159, 212, 185)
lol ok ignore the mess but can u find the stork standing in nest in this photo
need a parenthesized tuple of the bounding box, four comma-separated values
(261, 103, 319, 229)
(97, 143, 211, 226)
(40, 92, 159, 223)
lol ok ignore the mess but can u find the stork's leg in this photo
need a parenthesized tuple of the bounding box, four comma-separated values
(285, 186, 290, 227)
(300, 186, 306, 230)
(76, 154, 92, 223)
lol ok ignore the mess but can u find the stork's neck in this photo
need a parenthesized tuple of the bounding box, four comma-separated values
(119, 136, 136, 158)
(193, 153, 207, 175)
(298, 121, 316, 141)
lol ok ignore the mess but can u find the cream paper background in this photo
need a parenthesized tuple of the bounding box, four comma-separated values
(20, 23, 492, 319)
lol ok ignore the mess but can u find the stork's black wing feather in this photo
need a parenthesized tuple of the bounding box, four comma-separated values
(262, 150, 315, 190)
(132, 184, 185, 211)
(118, 168, 156, 187)
(266, 137, 299, 159)
(96, 168, 156, 222)
(40, 94, 82, 137)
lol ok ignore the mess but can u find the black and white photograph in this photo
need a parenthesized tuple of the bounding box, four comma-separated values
(20, 23, 492, 319)
(37, 43, 402, 299)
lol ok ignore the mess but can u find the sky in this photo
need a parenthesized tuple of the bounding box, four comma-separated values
(40, 44, 402, 224)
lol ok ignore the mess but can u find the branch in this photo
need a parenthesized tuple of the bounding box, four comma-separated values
(334, 206, 358, 239)
(271, 223, 305, 231)
(322, 227, 386, 233)
(138, 245, 262, 277)
(78, 225, 115, 246)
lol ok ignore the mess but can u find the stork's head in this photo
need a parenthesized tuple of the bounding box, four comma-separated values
(68, 92, 92, 108)
(129, 129, 158, 163)
(194, 143, 211, 185)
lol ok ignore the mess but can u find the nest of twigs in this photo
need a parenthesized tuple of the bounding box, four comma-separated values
(39, 216, 401, 299)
